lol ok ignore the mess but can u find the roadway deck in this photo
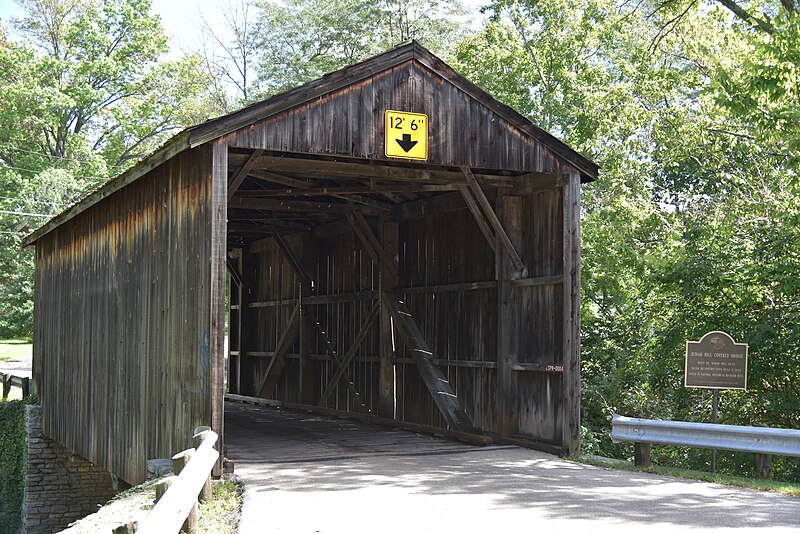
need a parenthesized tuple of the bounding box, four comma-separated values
(224, 399, 800, 533)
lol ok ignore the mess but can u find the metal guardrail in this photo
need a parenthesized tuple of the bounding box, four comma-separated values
(2, 373, 31, 399)
(611, 414, 800, 456)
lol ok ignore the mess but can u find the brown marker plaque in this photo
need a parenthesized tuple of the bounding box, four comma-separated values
(685, 331, 748, 390)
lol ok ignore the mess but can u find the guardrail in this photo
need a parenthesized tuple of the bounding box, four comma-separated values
(1, 373, 31, 399)
(134, 428, 219, 534)
(611, 414, 800, 478)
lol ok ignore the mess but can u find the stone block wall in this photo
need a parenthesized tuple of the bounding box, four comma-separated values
(23, 406, 121, 534)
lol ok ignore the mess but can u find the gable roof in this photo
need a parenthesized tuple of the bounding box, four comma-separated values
(23, 41, 598, 247)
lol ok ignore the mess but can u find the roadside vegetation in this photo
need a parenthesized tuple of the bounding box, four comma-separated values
(0, 395, 37, 534)
(578, 455, 800, 497)
(0, 340, 32, 362)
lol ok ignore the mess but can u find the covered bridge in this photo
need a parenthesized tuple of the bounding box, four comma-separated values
(23, 42, 597, 485)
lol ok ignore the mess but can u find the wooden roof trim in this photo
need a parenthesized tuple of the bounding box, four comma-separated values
(22, 131, 191, 247)
(187, 44, 418, 148)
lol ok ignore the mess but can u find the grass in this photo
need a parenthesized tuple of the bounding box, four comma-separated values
(0, 340, 32, 363)
(576, 455, 800, 496)
(194, 481, 242, 534)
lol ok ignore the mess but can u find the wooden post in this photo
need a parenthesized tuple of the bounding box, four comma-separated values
(562, 170, 582, 456)
(22, 377, 31, 398)
(496, 195, 523, 436)
(2, 374, 9, 399)
(210, 139, 228, 478)
(240, 247, 258, 395)
(634, 443, 652, 468)
(299, 311, 315, 405)
(172, 449, 198, 533)
(378, 220, 398, 419)
(155, 475, 176, 502)
(193, 427, 213, 502)
(754, 453, 772, 479)
(112, 522, 138, 534)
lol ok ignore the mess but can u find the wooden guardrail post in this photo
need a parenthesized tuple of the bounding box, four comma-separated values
(172, 449, 197, 533)
(634, 443, 652, 468)
(2, 374, 10, 399)
(754, 453, 772, 479)
(193, 426, 213, 502)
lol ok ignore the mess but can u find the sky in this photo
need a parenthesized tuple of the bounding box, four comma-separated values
(0, 0, 489, 57)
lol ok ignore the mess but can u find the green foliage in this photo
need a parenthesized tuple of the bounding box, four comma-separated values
(0, 0, 215, 338)
(253, 0, 466, 94)
(0, 396, 37, 534)
(455, 0, 800, 481)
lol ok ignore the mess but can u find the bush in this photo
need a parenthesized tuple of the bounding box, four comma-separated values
(0, 396, 37, 534)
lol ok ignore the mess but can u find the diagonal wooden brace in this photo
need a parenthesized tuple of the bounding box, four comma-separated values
(304, 307, 369, 412)
(346, 210, 400, 282)
(258, 303, 301, 397)
(227, 149, 264, 200)
(318, 301, 380, 408)
(460, 166, 526, 273)
(381, 292, 475, 432)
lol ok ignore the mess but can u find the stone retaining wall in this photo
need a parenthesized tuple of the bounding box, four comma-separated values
(23, 406, 121, 533)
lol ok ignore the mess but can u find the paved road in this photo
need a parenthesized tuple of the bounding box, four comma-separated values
(225, 400, 800, 533)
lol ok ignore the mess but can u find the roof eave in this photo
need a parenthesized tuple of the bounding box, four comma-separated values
(21, 130, 192, 247)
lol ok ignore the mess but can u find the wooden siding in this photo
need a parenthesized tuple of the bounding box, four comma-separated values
(221, 61, 574, 175)
(33, 146, 220, 484)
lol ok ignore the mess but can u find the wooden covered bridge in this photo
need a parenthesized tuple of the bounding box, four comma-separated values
(23, 42, 597, 485)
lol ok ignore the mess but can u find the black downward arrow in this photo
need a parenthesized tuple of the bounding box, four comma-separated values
(396, 133, 417, 153)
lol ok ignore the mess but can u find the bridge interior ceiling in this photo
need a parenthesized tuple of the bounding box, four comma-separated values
(224, 146, 578, 454)
(225, 148, 527, 242)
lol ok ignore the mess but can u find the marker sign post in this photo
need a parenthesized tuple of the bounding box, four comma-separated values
(685, 331, 748, 472)
(385, 110, 428, 160)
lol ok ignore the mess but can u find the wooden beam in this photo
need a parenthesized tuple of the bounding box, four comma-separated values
(457, 185, 497, 254)
(225, 255, 245, 288)
(512, 172, 567, 195)
(318, 302, 380, 407)
(258, 304, 302, 397)
(562, 170, 582, 456)
(393, 191, 465, 220)
(209, 139, 228, 477)
(461, 167, 526, 273)
(347, 210, 400, 282)
(255, 156, 452, 183)
(235, 185, 458, 197)
(381, 292, 474, 432)
(273, 232, 314, 285)
(229, 198, 356, 214)
(378, 220, 398, 419)
(227, 149, 263, 200)
(496, 194, 523, 436)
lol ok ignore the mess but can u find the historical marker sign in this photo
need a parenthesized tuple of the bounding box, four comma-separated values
(385, 110, 428, 160)
(685, 331, 748, 390)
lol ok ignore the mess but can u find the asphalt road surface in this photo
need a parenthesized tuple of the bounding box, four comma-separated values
(225, 400, 799, 533)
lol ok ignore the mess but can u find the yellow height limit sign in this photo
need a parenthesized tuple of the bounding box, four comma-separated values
(385, 110, 428, 160)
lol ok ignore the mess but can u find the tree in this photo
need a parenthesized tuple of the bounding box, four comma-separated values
(253, 0, 466, 94)
(454, 0, 800, 480)
(0, 0, 214, 338)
